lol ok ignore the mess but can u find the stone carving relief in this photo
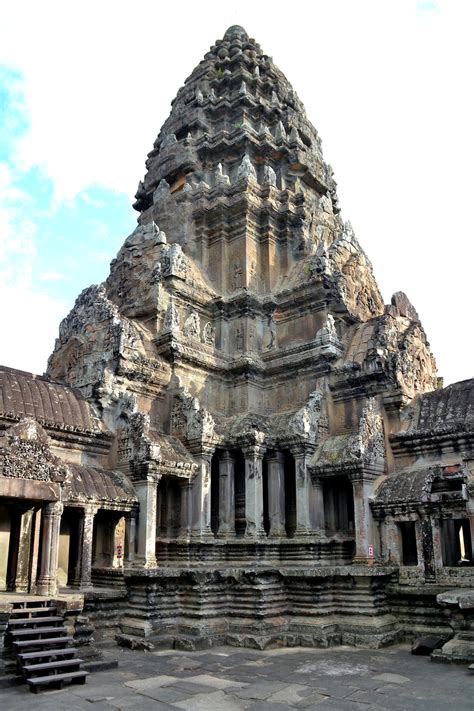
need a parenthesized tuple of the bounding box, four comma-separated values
(263, 164, 277, 186)
(266, 315, 276, 350)
(202, 321, 216, 346)
(129, 411, 161, 464)
(288, 389, 327, 444)
(0, 418, 71, 483)
(234, 325, 244, 352)
(161, 243, 187, 279)
(163, 300, 180, 332)
(314, 314, 342, 354)
(325, 221, 385, 321)
(349, 398, 385, 466)
(183, 309, 200, 339)
(170, 379, 217, 444)
(236, 154, 257, 181)
(214, 162, 230, 186)
(232, 259, 243, 290)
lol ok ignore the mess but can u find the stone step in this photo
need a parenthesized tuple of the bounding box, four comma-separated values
(10, 607, 57, 617)
(9, 626, 67, 638)
(19, 647, 78, 661)
(13, 636, 73, 650)
(23, 658, 84, 674)
(8, 616, 63, 628)
(28, 670, 89, 693)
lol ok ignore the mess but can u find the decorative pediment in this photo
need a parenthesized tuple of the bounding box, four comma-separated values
(125, 411, 198, 478)
(0, 417, 70, 483)
(170, 377, 217, 445)
(310, 398, 385, 478)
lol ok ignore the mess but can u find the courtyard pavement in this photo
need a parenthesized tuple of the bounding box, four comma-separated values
(0, 643, 472, 710)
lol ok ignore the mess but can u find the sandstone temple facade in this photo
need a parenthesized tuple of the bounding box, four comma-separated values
(1, 26, 473, 661)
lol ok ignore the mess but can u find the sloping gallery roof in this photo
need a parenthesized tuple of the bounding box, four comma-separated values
(67, 463, 137, 508)
(0, 366, 101, 433)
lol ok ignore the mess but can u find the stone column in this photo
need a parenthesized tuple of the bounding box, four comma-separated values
(384, 518, 402, 564)
(37, 501, 63, 596)
(190, 449, 213, 539)
(310, 477, 325, 532)
(80, 504, 98, 589)
(243, 444, 266, 538)
(431, 516, 444, 573)
(266, 451, 286, 537)
(15, 506, 35, 593)
(469, 514, 474, 562)
(135, 474, 160, 567)
(292, 446, 314, 535)
(217, 451, 235, 537)
(352, 478, 377, 563)
(179, 480, 193, 539)
(124, 510, 137, 563)
(29, 507, 42, 593)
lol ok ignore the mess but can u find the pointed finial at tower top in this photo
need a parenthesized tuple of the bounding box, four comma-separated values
(224, 25, 249, 41)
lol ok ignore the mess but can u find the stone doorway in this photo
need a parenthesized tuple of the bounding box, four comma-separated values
(0, 499, 43, 594)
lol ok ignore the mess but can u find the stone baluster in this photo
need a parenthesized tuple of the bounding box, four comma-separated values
(179, 480, 193, 538)
(243, 443, 266, 538)
(351, 477, 377, 563)
(124, 510, 137, 563)
(37, 501, 63, 596)
(292, 446, 314, 536)
(217, 451, 235, 537)
(266, 451, 286, 537)
(135, 473, 160, 567)
(190, 447, 213, 539)
(80, 504, 98, 590)
(14, 506, 35, 593)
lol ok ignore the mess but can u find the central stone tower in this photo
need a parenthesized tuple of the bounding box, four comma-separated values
(46, 26, 440, 648)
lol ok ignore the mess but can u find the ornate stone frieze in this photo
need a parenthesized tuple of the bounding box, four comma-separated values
(0, 418, 71, 483)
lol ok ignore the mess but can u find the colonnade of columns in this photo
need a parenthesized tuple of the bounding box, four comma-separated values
(138, 447, 324, 548)
(1, 499, 137, 596)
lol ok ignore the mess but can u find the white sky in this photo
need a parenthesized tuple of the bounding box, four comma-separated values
(0, 0, 472, 386)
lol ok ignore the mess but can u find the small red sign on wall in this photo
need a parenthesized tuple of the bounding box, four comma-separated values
(368, 545, 374, 558)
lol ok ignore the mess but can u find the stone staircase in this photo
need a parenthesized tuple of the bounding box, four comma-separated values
(7, 599, 89, 693)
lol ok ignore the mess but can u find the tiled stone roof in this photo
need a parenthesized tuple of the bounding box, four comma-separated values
(0, 366, 101, 433)
(400, 379, 474, 437)
(67, 463, 137, 506)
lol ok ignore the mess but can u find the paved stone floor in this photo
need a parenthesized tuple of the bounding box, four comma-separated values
(1, 644, 472, 710)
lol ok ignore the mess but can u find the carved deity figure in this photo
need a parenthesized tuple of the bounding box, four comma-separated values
(266, 315, 276, 350)
(202, 321, 216, 346)
(183, 309, 200, 339)
(235, 325, 244, 351)
(163, 301, 179, 331)
(232, 260, 243, 290)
